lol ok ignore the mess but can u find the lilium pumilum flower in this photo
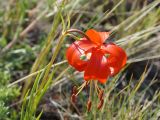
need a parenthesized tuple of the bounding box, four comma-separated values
(66, 29, 127, 111)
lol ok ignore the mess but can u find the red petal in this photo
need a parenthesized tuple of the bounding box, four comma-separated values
(98, 32, 110, 42)
(86, 29, 109, 45)
(84, 48, 110, 84)
(66, 38, 96, 71)
(102, 43, 127, 76)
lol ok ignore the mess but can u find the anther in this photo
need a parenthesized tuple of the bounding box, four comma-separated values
(87, 99, 92, 112)
(72, 86, 77, 94)
(98, 90, 104, 100)
(97, 99, 104, 110)
(85, 81, 90, 88)
(71, 94, 76, 103)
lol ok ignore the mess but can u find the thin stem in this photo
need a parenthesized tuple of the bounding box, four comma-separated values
(95, 81, 101, 92)
(66, 29, 91, 41)
(7, 60, 67, 88)
(66, 33, 81, 41)
(94, 81, 99, 96)
(75, 81, 87, 96)
(40, 29, 91, 89)
(39, 32, 67, 90)
(21, 8, 62, 98)
(89, 80, 93, 100)
(77, 82, 87, 90)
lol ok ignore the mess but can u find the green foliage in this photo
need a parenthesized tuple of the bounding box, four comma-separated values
(0, 101, 9, 119)
(83, 69, 160, 120)
(20, 0, 160, 119)
(0, 70, 19, 120)
(0, 0, 160, 119)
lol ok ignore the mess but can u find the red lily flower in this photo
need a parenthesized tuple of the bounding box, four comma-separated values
(66, 29, 127, 111)
(66, 29, 127, 83)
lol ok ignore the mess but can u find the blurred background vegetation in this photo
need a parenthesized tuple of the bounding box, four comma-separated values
(0, 0, 160, 120)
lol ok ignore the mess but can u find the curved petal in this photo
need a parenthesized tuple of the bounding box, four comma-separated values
(84, 48, 110, 84)
(66, 38, 96, 71)
(107, 56, 123, 76)
(98, 32, 110, 42)
(102, 43, 127, 76)
(86, 29, 110, 45)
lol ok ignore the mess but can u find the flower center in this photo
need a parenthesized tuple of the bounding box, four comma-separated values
(80, 54, 87, 61)
(104, 53, 110, 58)
(80, 53, 92, 61)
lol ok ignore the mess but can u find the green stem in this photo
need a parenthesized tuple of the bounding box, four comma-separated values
(39, 32, 67, 89)
(7, 60, 67, 88)
(22, 28, 89, 98)
(38, 29, 90, 90)
(22, 9, 61, 98)
(66, 29, 91, 41)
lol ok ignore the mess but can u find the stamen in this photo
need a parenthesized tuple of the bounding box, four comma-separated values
(72, 86, 77, 94)
(76, 81, 87, 96)
(86, 81, 90, 86)
(71, 94, 76, 103)
(97, 98, 104, 110)
(77, 81, 87, 90)
(94, 81, 99, 95)
(89, 81, 93, 100)
(95, 81, 101, 92)
(98, 90, 104, 100)
(71, 80, 105, 111)
(87, 99, 92, 112)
